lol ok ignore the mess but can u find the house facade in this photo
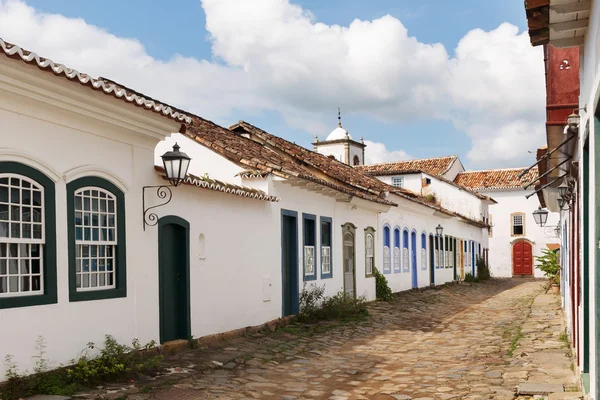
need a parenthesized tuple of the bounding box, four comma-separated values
(0, 37, 491, 380)
(455, 167, 561, 278)
(522, 0, 596, 397)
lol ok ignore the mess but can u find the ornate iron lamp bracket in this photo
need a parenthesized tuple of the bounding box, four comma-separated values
(142, 185, 174, 230)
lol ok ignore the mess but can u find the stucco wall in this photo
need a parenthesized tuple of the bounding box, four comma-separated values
(0, 86, 281, 379)
(485, 190, 560, 278)
(423, 174, 484, 221)
(579, 2, 599, 393)
(376, 173, 423, 193)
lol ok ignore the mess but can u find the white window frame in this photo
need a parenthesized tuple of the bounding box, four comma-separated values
(383, 245, 391, 272)
(304, 245, 315, 276)
(511, 213, 525, 236)
(74, 187, 117, 292)
(392, 176, 404, 188)
(365, 233, 374, 275)
(0, 174, 45, 298)
(321, 245, 331, 275)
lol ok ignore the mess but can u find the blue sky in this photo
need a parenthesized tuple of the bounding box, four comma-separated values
(14, 0, 538, 168)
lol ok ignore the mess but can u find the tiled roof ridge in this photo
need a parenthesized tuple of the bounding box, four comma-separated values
(359, 154, 457, 168)
(458, 166, 534, 174)
(454, 167, 539, 190)
(231, 120, 390, 198)
(154, 166, 279, 202)
(387, 188, 489, 229)
(0, 37, 191, 123)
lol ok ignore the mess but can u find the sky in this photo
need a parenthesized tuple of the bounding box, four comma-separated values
(0, 0, 545, 169)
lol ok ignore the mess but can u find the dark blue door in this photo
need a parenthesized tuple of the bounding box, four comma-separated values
(411, 231, 417, 288)
(281, 210, 299, 316)
(471, 241, 476, 276)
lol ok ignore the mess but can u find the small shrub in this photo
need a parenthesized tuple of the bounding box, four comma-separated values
(0, 335, 162, 400)
(425, 193, 437, 203)
(463, 272, 479, 283)
(374, 267, 393, 302)
(313, 291, 368, 321)
(476, 256, 491, 281)
(299, 282, 326, 320)
(535, 248, 560, 284)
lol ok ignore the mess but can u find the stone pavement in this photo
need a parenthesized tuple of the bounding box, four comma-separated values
(73, 279, 579, 400)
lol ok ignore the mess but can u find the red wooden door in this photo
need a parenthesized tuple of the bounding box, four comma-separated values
(513, 241, 533, 275)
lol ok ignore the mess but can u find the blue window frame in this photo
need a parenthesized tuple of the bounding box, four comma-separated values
(421, 232, 427, 270)
(402, 229, 410, 272)
(320, 216, 332, 279)
(383, 224, 391, 274)
(393, 227, 401, 273)
(302, 213, 317, 281)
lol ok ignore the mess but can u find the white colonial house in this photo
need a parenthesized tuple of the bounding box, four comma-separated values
(0, 37, 492, 380)
(455, 167, 560, 278)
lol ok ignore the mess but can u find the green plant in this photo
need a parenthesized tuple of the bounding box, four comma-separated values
(313, 291, 368, 321)
(299, 282, 326, 321)
(374, 267, 393, 302)
(535, 248, 560, 284)
(0, 336, 162, 400)
(463, 272, 479, 283)
(425, 193, 437, 203)
(508, 326, 524, 356)
(475, 256, 491, 281)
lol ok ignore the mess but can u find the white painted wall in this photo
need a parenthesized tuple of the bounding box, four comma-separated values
(442, 158, 465, 181)
(578, 2, 599, 393)
(349, 145, 364, 166)
(314, 142, 346, 164)
(271, 182, 378, 301)
(423, 173, 485, 221)
(376, 173, 423, 193)
(378, 194, 488, 292)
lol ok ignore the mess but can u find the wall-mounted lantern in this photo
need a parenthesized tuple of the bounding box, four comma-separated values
(143, 143, 192, 230)
(435, 224, 444, 237)
(533, 206, 549, 227)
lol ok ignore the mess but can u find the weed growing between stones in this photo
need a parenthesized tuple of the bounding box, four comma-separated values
(508, 326, 524, 356)
(0, 335, 162, 400)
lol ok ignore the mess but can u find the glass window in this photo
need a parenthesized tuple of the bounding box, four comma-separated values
(512, 214, 524, 236)
(303, 215, 316, 277)
(383, 226, 391, 273)
(393, 228, 401, 272)
(365, 231, 374, 276)
(392, 176, 404, 188)
(402, 229, 409, 272)
(0, 175, 44, 297)
(74, 188, 117, 291)
(321, 219, 332, 276)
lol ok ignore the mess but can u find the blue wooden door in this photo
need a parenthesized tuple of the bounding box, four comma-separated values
(471, 241, 476, 276)
(411, 231, 417, 288)
(281, 211, 299, 316)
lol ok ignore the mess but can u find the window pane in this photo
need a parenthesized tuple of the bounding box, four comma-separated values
(0, 186, 7, 202)
(0, 204, 7, 221)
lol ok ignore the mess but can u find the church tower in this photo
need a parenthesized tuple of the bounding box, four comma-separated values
(313, 109, 366, 166)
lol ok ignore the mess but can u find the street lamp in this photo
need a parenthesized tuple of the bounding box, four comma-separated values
(554, 225, 561, 237)
(557, 197, 566, 210)
(533, 206, 549, 227)
(143, 142, 192, 230)
(567, 113, 580, 130)
(558, 179, 569, 199)
(161, 143, 191, 187)
(435, 224, 444, 237)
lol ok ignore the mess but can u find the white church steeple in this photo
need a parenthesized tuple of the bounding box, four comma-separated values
(313, 108, 366, 166)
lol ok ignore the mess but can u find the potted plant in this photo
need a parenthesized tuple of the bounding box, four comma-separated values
(535, 248, 560, 294)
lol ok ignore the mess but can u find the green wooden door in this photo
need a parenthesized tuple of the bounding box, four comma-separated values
(158, 216, 190, 344)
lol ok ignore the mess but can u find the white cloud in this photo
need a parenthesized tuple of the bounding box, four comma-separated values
(364, 141, 411, 165)
(0, 0, 545, 168)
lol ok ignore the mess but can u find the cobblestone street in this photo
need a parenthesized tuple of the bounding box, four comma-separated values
(79, 279, 577, 400)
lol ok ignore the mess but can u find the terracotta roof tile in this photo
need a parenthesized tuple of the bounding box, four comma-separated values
(454, 167, 539, 191)
(355, 156, 458, 176)
(155, 166, 279, 202)
(0, 37, 190, 124)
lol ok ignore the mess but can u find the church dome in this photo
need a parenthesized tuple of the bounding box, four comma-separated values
(326, 126, 351, 141)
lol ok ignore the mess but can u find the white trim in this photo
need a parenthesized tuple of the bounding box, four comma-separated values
(63, 165, 129, 193)
(0, 148, 61, 182)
